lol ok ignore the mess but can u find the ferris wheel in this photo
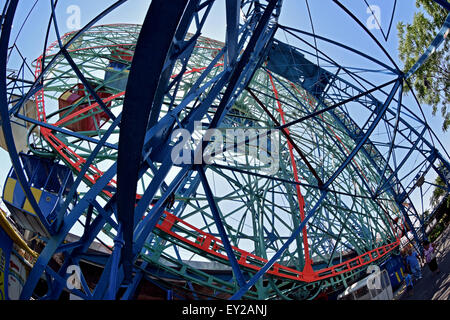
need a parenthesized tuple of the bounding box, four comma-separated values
(1, 0, 449, 300)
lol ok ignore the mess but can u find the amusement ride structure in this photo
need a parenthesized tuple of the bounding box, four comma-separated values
(0, 0, 449, 300)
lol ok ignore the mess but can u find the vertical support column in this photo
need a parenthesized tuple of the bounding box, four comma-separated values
(225, 0, 241, 65)
(106, 225, 124, 300)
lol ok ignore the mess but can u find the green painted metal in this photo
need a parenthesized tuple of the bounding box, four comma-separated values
(13, 20, 415, 299)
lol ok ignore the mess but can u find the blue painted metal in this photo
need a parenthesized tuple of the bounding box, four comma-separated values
(197, 165, 247, 287)
(0, 223, 13, 300)
(7, 0, 129, 121)
(283, 32, 450, 199)
(20, 163, 118, 299)
(14, 113, 118, 150)
(147, 0, 206, 131)
(109, 0, 281, 298)
(201, 0, 280, 139)
(288, 52, 429, 252)
(107, 225, 124, 300)
(225, 0, 241, 65)
(116, 0, 190, 284)
(266, 39, 333, 99)
(54, 113, 122, 231)
(374, 84, 404, 197)
(3, 0, 449, 301)
(259, 24, 447, 268)
(230, 191, 328, 300)
(322, 79, 402, 190)
(2, 153, 74, 233)
(120, 261, 148, 300)
(332, 0, 401, 73)
(104, 61, 129, 92)
(0, 0, 46, 233)
(277, 27, 398, 75)
(50, 0, 117, 123)
(380, 254, 405, 290)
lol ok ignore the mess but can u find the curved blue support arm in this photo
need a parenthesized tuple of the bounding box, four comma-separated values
(0, 0, 46, 228)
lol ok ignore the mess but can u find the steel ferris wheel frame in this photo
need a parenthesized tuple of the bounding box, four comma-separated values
(1, 0, 449, 300)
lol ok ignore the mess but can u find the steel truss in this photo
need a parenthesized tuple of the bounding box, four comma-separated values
(1, 0, 449, 300)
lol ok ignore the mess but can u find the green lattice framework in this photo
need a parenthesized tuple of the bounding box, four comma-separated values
(23, 22, 408, 299)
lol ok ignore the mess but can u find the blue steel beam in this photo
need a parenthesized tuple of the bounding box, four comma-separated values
(315, 74, 427, 250)
(376, 127, 428, 196)
(201, 0, 280, 140)
(246, 86, 324, 186)
(230, 191, 328, 300)
(103, 0, 281, 298)
(24, 119, 122, 299)
(116, 0, 190, 284)
(225, 0, 241, 65)
(319, 54, 448, 193)
(274, 78, 397, 132)
(197, 165, 247, 287)
(0, 0, 48, 231)
(322, 79, 402, 190)
(295, 10, 450, 247)
(219, 7, 450, 288)
(259, 31, 430, 253)
(332, 0, 401, 73)
(291, 11, 450, 192)
(50, 0, 116, 122)
(106, 225, 124, 300)
(54, 114, 122, 231)
(374, 84, 403, 196)
(147, 0, 203, 129)
(44, 39, 227, 298)
(7, 0, 128, 120)
(133, 0, 280, 251)
(92, 166, 189, 299)
(9, 0, 446, 300)
(263, 70, 399, 241)
(35, 201, 118, 299)
(20, 163, 118, 299)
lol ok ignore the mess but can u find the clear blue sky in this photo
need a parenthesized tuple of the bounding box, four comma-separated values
(1, 0, 449, 215)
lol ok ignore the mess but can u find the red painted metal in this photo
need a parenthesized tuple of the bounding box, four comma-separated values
(267, 71, 313, 276)
(153, 210, 400, 282)
(110, 45, 134, 62)
(58, 83, 112, 132)
(32, 37, 400, 285)
(288, 80, 400, 239)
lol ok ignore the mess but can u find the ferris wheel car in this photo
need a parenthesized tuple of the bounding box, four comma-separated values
(58, 83, 112, 133)
(2, 153, 74, 237)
